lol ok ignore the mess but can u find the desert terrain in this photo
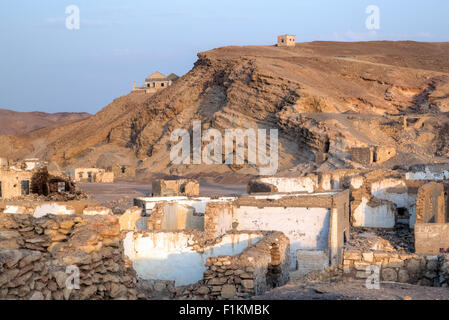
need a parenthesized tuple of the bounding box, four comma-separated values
(1, 41, 449, 183)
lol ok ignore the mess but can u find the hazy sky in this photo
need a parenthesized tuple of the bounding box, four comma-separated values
(1, 0, 448, 114)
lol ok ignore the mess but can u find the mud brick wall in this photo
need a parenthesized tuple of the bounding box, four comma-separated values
(176, 231, 290, 300)
(415, 223, 449, 254)
(0, 213, 137, 300)
(343, 249, 449, 287)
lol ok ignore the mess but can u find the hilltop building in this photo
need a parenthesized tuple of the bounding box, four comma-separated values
(277, 34, 296, 47)
(132, 72, 179, 94)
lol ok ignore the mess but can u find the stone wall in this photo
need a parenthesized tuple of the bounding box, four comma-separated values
(277, 35, 295, 47)
(342, 249, 444, 286)
(67, 168, 114, 183)
(0, 200, 99, 217)
(0, 170, 33, 200)
(375, 146, 396, 163)
(123, 230, 265, 287)
(291, 249, 329, 279)
(415, 223, 449, 254)
(0, 213, 137, 300)
(416, 182, 446, 223)
(351, 147, 374, 166)
(152, 179, 199, 197)
(175, 231, 290, 299)
(111, 165, 136, 179)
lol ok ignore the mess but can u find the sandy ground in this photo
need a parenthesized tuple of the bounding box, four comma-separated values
(254, 279, 449, 300)
(78, 180, 247, 206)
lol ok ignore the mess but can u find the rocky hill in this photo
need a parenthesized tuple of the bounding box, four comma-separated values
(1, 41, 449, 182)
(0, 109, 90, 135)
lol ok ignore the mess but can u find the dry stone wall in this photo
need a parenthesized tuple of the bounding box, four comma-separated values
(342, 248, 449, 287)
(0, 213, 137, 300)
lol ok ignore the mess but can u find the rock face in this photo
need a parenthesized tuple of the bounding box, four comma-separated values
(2, 42, 449, 180)
(0, 214, 137, 300)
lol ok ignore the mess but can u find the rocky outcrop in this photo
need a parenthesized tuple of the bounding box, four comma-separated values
(2, 42, 449, 179)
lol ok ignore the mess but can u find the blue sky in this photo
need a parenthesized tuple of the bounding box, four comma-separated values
(0, 0, 448, 114)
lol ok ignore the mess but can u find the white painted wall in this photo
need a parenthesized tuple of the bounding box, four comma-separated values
(83, 207, 112, 215)
(232, 206, 330, 268)
(3, 205, 31, 214)
(123, 232, 262, 286)
(33, 203, 75, 218)
(135, 196, 236, 215)
(161, 203, 204, 231)
(406, 168, 449, 181)
(258, 177, 317, 193)
(351, 176, 364, 190)
(4, 203, 75, 217)
(370, 178, 416, 228)
(352, 197, 396, 228)
(292, 249, 329, 278)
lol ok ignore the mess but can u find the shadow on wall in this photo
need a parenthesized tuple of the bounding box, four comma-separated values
(125, 232, 263, 286)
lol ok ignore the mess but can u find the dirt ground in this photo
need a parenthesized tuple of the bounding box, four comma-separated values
(254, 279, 449, 300)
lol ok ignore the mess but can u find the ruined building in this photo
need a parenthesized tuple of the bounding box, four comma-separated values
(0, 169, 32, 199)
(277, 34, 296, 47)
(350, 146, 397, 166)
(132, 72, 179, 94)
(66, 168, 114, 183)
(0, 166, 79, 201)
(151, 179, 199, 196)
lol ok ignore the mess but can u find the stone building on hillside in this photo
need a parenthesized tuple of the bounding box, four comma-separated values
(132, 72, 179, 94)
(66, 168, 114, 183)
(277, 34, 296, 47)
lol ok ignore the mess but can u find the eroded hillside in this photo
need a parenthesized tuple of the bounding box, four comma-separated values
(1, 41, 449, 182)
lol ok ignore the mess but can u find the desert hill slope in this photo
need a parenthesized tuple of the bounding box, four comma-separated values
(1, 41, 449, 182)
(0, 108, 90, 135)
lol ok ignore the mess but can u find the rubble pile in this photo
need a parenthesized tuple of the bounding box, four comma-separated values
(346, 227, 414, 253)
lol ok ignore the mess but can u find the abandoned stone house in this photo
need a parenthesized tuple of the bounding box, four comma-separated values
(5, 167, 449, 299)
(0, 166, 76, 200)
(151, 179, 200, 197)
(129, 188, 350, 293)
(247, 165, 449, 231)
(0, 169, 33, 199)
(350, 146, 396, 166)
(132, 72, 179, 94)
(277, 34, 296, 47)
(66, 168, 114, 183)
(110, 164, 136, 179)
(9, 158, 47, 172)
